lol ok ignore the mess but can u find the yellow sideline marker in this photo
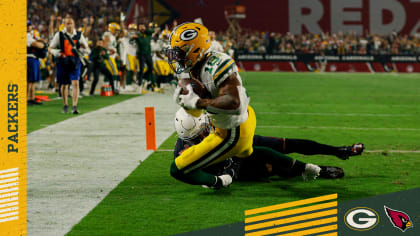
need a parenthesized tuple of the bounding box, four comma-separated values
(0, 0, 27, 234)
(145, 107, 157, 150)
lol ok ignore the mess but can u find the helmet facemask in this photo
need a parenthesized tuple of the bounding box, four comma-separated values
(167, 46, 189, 74)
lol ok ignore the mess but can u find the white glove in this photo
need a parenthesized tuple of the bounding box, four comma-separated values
(178, 84, 200, 110)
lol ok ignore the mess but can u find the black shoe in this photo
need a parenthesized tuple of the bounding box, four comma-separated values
(319, 166, 345, 179)
(27, 100, 34, 106)
(72, 106, 79, 114)
(62, 105, 69, 114)
(336, 143, 365, 160)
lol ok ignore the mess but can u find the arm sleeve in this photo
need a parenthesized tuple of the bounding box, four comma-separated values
(27, 33, 35, 47)
(49, 32, 60, 49)
(210, 54, 238, 88)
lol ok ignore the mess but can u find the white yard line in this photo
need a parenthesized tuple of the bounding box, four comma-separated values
(258, 112, 417, 117)
(27, 93, 178, 236)
(257, 125, 420, 131)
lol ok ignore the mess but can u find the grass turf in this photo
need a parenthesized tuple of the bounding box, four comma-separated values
(27, 93, 140, 133)
(65, 72, 420, 235)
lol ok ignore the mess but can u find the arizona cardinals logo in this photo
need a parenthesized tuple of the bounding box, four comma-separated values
(384, 206, 413, 232)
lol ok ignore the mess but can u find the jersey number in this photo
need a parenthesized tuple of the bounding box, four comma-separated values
(204, 55, 221, 74)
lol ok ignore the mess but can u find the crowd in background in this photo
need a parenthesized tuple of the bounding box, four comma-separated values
(226, 30, 420, 55)
(27, 0, 130, 42)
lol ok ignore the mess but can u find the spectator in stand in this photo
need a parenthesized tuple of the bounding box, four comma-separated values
(209, 31, 224, 53)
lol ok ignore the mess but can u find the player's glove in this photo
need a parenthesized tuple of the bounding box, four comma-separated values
(173, 86, 182, 104)
(178, 84, 200, 110)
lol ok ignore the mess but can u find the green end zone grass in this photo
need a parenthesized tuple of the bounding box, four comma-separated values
(27, 93, 140, 133)
(67, 72, 420, 235)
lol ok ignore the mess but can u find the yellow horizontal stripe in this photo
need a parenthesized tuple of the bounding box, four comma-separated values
(245, 217, 337, 236)
(317, 232, 338, 236)
(245, 209, 337, 231)
(246, 201, 337, 224)
(277, 225, 337, 236)
(245, 194, 337, 216)
(212, 60, 234, 81)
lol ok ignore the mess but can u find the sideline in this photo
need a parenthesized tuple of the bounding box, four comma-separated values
(27, 92, 178, 236)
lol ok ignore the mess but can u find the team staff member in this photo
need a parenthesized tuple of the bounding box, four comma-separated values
(27, 21, 46, 105)
(49, 17, 89, 114)
(132, 23, 155, 90)
(89, 40, 117, 95)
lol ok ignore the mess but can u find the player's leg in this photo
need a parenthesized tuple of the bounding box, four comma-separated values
(170, 130, 236, 188)
(171, 106, 256, 188)
(248, 146, 344, 180)
(253, 136, 364, 160)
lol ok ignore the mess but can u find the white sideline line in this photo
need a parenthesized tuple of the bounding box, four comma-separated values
(258, 125, 420, 131)
(158, 149, 420, 153)
(258, 112, 417, 117)
(365, 150, 420, 153)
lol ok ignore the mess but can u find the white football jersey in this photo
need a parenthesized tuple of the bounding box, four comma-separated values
(103, 31, 118, 58)
(199, 51, 249, 129)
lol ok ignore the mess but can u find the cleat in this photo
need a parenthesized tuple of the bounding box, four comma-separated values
(336, 143, 365, 160)
(217, 174, 233, 188)
(208, 174, 233, 189)
(302, 163, 321, 181)
(62, 105, 69, 114)
(319, 166, 344, 179)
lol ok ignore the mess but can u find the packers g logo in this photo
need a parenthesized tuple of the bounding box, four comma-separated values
(344, 207, 379, 231)
(180, 29, 198, 41)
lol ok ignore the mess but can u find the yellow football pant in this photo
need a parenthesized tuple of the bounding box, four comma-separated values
(175, 106, 256, 174)
(105, 57, 119, 76)
(153, 59, 173, 76)
(126, 54, 139, 72)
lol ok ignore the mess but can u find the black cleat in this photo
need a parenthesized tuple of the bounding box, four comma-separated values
(336, 143, 365, 160)
(319, 166, 345, 179)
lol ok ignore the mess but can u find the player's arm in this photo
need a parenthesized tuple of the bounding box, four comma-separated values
(196, 73, 241, 114)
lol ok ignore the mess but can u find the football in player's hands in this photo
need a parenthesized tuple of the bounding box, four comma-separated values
(178, 78, 211, 99)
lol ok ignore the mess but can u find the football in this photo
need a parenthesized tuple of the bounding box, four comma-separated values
(178, 78, 211, 99)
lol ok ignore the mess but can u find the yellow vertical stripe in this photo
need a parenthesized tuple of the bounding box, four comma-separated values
(0, 0, 27, 234)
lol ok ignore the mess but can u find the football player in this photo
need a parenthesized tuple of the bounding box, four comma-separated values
(102, 22, 121, 93)
(169, 22, 257, 189)
(174, 108, 364, 182)
(120, 23, 143, 92)
(151, 30, 174, 92)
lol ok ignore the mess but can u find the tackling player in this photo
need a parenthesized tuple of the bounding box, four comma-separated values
(168, 22, 257, 189)
(173, 108, 364, 182)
